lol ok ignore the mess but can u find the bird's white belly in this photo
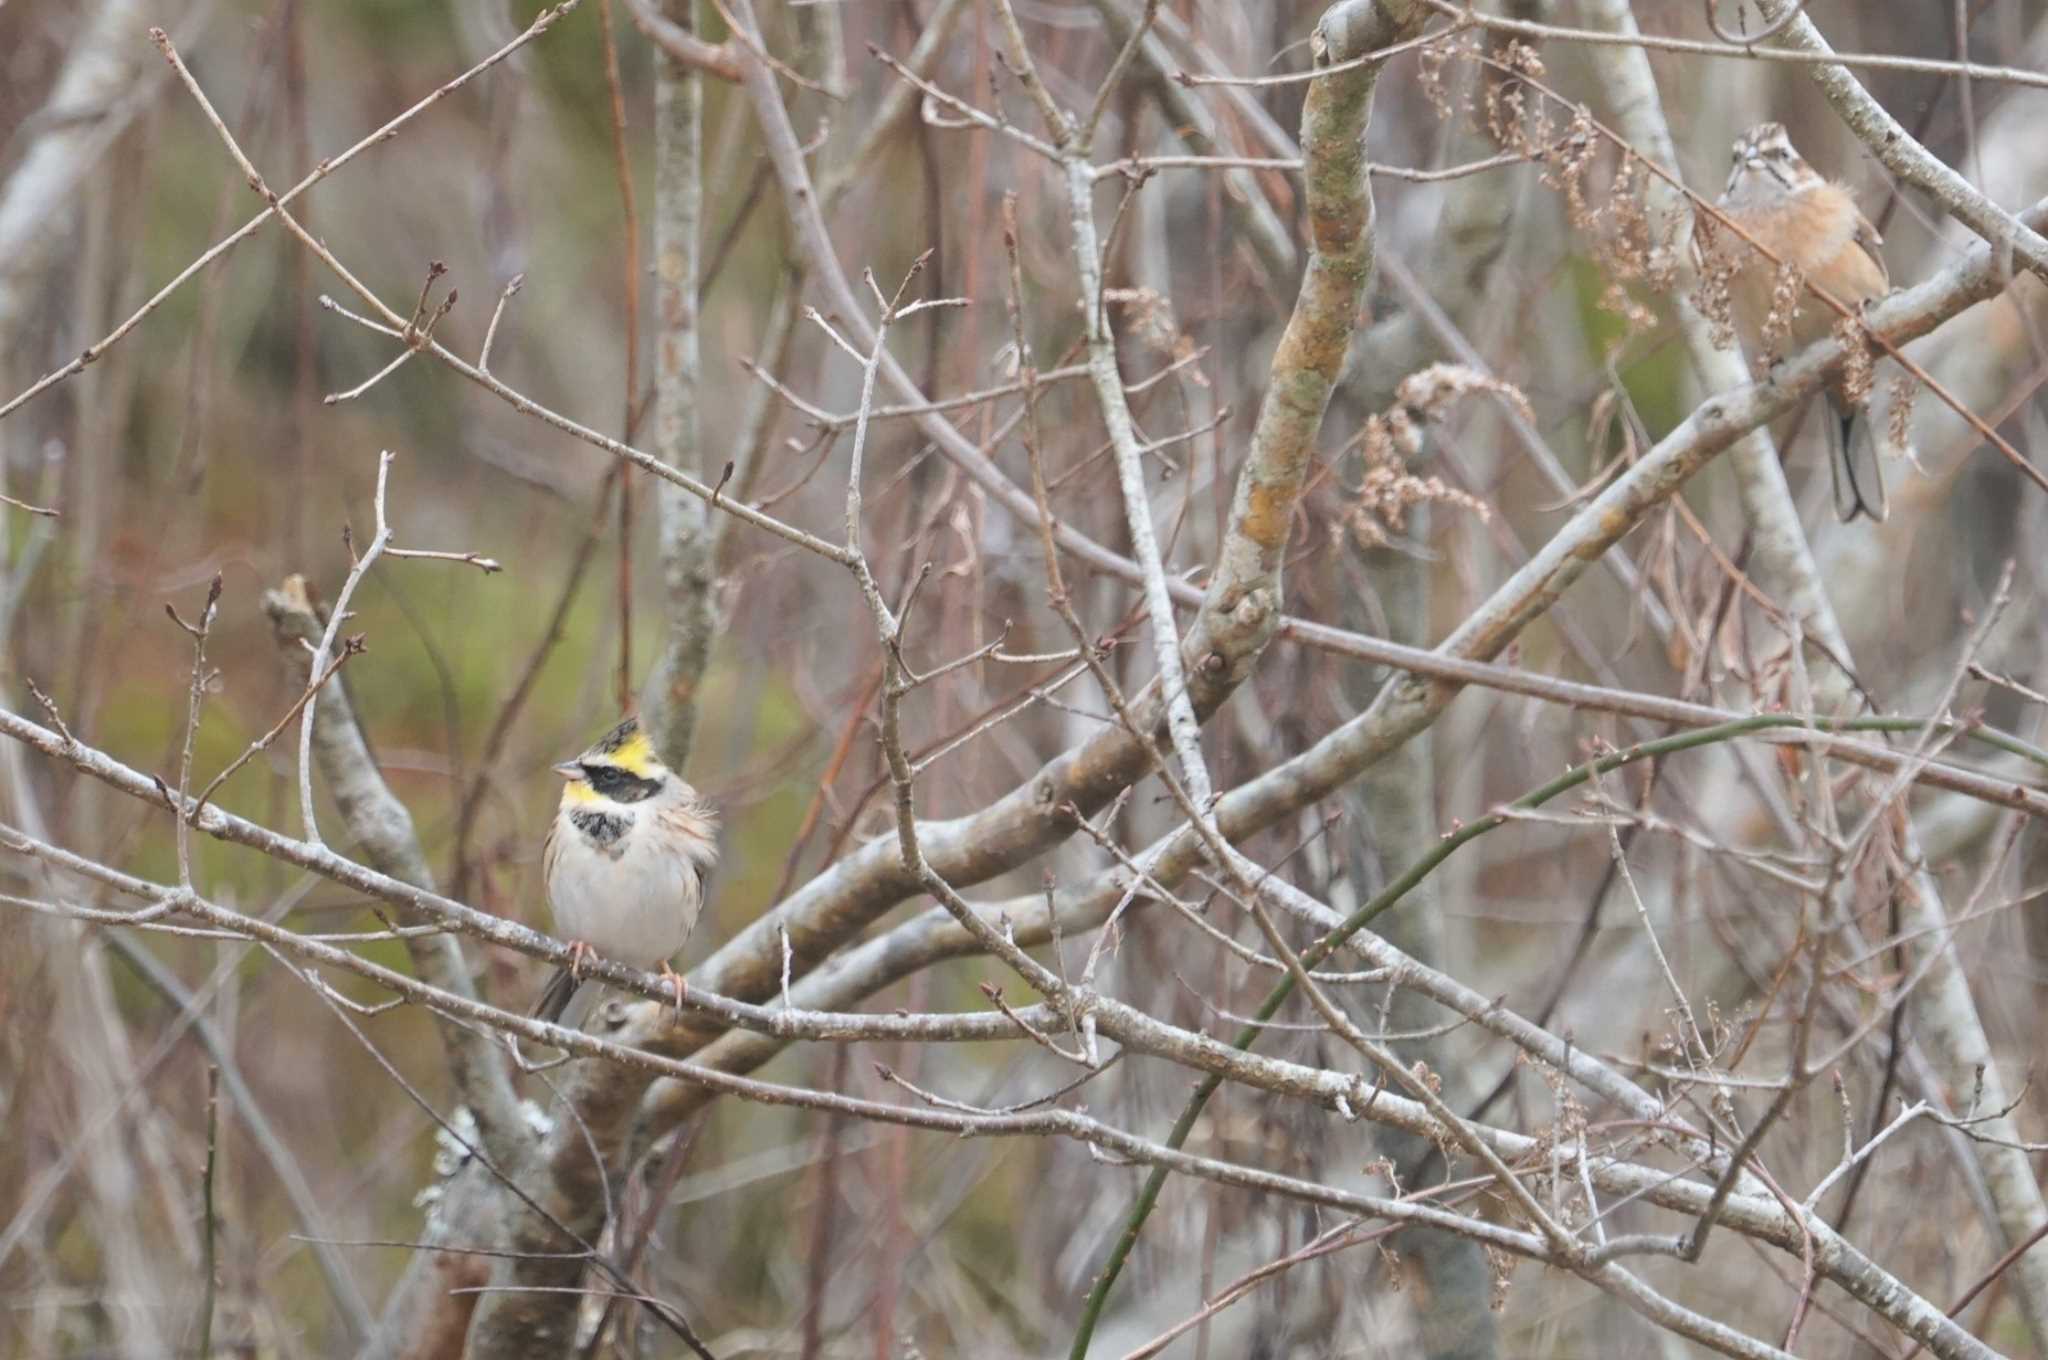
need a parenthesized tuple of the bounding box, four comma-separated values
(549, 831, 701, 967)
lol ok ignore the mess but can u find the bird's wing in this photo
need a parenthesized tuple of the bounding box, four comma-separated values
(541, 814, 561, 914)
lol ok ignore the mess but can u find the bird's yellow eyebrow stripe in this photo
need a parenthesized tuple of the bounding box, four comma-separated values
(607, 730, 660, 778)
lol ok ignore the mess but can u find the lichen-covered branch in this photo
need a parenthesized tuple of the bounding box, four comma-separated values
(690, 0, 1415, 1042)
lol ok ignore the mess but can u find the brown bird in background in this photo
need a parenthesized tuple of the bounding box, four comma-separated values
(1715, 121, 1891, 522)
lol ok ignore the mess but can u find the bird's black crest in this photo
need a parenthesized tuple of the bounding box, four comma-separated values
(592, 716, 642, 756)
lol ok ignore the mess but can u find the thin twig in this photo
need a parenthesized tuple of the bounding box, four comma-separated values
(154, 26, 858, 572)
(1, 5, 580, 424)
(1080, 0, 1160, 148)
(169, 573, 223, 887)
(0, 490, 60, 518)
(294, 456, 393, 845)
(192, 637, 363, 818)
(1183, 2, 2048, 91)
(478, 273, 525, 375)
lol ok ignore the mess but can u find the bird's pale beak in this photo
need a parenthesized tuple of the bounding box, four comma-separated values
(552, 760, 584, 779)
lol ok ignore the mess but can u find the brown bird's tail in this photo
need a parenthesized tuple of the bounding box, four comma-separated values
(1826, 391, 1888, 523)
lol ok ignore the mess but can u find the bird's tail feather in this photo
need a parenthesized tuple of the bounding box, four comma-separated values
(1827, 393, 1888, 523)
(531, 966, 582, 1026)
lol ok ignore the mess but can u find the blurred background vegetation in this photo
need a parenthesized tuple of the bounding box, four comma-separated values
(6, 0, 2048, 1356)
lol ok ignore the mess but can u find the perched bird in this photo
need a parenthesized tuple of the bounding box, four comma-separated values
(532, 716, 719, 1026)
(1715, 121, 1892, 522)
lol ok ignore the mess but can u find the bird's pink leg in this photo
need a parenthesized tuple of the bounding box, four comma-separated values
(658, 960, 688, 1017)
